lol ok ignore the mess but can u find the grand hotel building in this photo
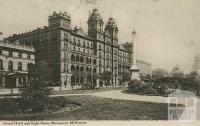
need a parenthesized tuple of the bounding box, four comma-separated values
(1, 9, 151, 89)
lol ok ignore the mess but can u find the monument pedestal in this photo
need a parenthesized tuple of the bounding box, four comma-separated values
(130, 65, 140, 80)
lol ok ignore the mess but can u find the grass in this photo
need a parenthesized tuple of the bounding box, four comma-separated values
(0, 95, 168, 120)
(52, 86, 126, 95)
(0, 86, 126, 97)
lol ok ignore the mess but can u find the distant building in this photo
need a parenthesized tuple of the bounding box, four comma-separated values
(121, 42, 152, 76)
(0, 40, 35, 88)
(136, 59, 152, 76)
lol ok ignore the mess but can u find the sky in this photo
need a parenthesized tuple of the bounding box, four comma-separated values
(0, 0, 200, 73)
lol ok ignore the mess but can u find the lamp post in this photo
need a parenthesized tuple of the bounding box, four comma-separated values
(130, 30, 140, 80)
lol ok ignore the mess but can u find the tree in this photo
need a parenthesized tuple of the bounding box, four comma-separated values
(100, 69, 112, 87)
(152, 68, 169, 80)
(19, 62, 53, 112)
(122, 71, 131, 82)
(188, 71, 199, 80)
(170, 65, 184, 78)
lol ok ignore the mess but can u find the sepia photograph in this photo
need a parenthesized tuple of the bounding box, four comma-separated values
(0, 0, 200, 125)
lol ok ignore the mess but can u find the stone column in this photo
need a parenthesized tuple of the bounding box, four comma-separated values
(2, 77, 5, 87)
(67, 75, 71, 86)
(130, 30, 140, 80)
(96, 79, 100, 88)
(16, 77, 19, 88)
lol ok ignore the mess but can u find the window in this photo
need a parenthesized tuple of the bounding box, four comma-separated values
(106, 47, 109, 53)
(0, 59, 3, 70)
(91, 43, 93, 48)
(18, 62, 22, 71)
(27, 63, 33, 71)
(78, 39, 80, 46)
(99, 60, 102, 66)
(80, 56, 84, 63)
(93, 59, 97, 65)
(99, 52, 102, 58)
(0, 49, 2, 55)
(18, 52, 22, 58)
(27, 54, 31, 59)
(83, 41, 85, 47)
(52, 33, 58, 39)
(87, 42, 89, 48)
(99, 44, 102, 50)
(93, 68, 96, 73)
(71, 54, 75, 62)
(71, 65, 75, 72)
(8, 61, 13, 71)
(8, 51, 12, 57)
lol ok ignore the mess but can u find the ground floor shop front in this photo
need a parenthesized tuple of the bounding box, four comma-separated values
(0, 71, 27, 89)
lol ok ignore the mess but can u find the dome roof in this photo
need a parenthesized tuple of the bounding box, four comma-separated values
(89, 9, 103, 22)
(105, 18, 118, 30)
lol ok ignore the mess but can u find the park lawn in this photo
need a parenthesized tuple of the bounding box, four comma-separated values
(0, 86, 126, 97)
(0, 95, 168, 120)
(52, 86, 126, 95)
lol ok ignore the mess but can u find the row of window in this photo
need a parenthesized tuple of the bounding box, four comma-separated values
(71, 65, 97, 73)
(71, 38, 93, 49)
(98, 44, 128, 57)
(0, 59, 31, 71)
(71, 46, 91, 54)
(0, 50, 31, 59)
(71, 54, 97, 65)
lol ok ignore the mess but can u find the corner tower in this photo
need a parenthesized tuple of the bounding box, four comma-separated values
(105, 18, 118, 46)
(48, 11, 71, 29)
(87, 9, 104, 40)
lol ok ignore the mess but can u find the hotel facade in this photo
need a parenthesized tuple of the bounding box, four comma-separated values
(2, 9, 151, 89)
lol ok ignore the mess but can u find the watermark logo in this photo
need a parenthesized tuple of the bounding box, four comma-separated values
(168, 89, 198, 122)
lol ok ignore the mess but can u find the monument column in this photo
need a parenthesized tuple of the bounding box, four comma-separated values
(130, 30, 140, 80)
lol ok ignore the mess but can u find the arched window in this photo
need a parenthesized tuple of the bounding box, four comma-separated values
(80, 56, 84, 63)
(8, 61, 13, 71)
(93, 59, 97, 65)
(71, 54, 75, 62)
(99, 44, 102, 50)
(27, 63, 34, 72)
(71, 65, 75, 72)
(86, 57, 89, 63)
(86, 67, 89, 72)
(18, 62, 22, 71)
(0, 59, 3, 70)
(80, 66, 84, 72)
(76, 65, 79, 71)
(89, 58, 91, 64)
(93, 68, 97, 73)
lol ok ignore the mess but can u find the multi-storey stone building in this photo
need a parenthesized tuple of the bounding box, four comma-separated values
(3, 9, 151, 89)
(0, 40, 35, 88)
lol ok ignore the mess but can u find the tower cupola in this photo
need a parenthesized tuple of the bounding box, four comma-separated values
(88, 9, 104, 38)
(48, 11, 71, 29)
(105, 17, 118, 37)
